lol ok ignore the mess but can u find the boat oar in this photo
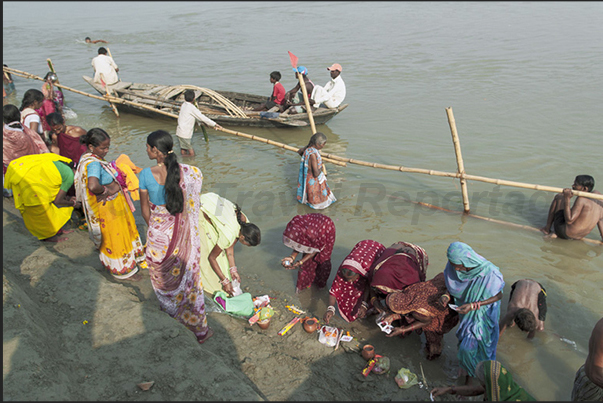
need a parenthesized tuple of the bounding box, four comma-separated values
(100, 73, 119, 117)
(289, 51, 326, 175)
(46, 58, 64, 97)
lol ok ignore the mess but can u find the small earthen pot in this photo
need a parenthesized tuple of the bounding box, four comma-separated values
(303, 318, 318, 333)
(257, 318, 271, 329)
(362, 344, 376, 361)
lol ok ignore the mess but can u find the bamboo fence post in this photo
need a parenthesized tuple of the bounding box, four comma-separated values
(46, 58, 64, 97)
(446, 107, 470, 213)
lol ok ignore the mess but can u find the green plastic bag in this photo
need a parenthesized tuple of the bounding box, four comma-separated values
(394, 367, 419, 389)
(213, 291, 255, 317)
(258, 306, 274, 321)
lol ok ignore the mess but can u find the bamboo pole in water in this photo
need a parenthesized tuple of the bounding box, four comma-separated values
(215, 126, 346, 167)
(446, 107, 470, 213)
(4, 65, 602, 201)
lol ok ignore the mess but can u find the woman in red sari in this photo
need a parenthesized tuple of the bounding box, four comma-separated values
(281, 213, 336, 293)
(323, 240, 385, 324)
(382, 272, 459, 360)
(368, 241, 428, 309)
(139, 130, 212, 344)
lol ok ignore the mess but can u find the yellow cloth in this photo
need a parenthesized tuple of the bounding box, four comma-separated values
(4, 153, 73, 240)
(198, 192, 245, 295)
(115, 154, 142, 201)
(74, 152, 144, 279)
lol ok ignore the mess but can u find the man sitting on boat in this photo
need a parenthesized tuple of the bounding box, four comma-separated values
(310, 63, 346, 109)
(91, 47, 119, 88)
(176, 89, 222, 157)
(253, 71, 286, 112)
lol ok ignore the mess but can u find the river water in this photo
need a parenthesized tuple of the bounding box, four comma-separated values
(3, 2, 602, 400)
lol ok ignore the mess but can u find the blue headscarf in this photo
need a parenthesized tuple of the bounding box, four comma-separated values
(292, 66, 308, 76)
(444, 242, 504, 377)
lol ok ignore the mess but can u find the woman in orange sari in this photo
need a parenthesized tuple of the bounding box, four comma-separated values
(74, 128, 145, 280)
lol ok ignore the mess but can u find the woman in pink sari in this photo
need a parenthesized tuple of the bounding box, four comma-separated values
(139, 130, 212, 344)
(323, 240, 386, 324)
(4, 104, 49, 169)
(281, 213, 336, 293)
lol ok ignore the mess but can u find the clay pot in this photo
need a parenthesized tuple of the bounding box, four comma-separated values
(303, 318, 318, 333)
(257, 318, 271, 329)
(362, 344, 375, 361)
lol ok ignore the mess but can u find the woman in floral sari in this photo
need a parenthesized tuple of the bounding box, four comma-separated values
(431, 360, 535, 401)
(382, 272, 459, 360)
(444, 241, 505, 379)
(198, 192, 261, 297)
(139, 130, 212, 344)
(281, 213, 336, 293)
(74, 128, 145, 281)
(296, 132, 336, 209)
(368, 241, 429, 310)
(323, 240, 385, 324)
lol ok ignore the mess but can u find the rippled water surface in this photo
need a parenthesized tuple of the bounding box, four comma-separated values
(4, 2, 602, 400)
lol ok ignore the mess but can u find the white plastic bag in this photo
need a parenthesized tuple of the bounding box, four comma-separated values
(318, 326, 339, 347)
(231, 279, 243, 296)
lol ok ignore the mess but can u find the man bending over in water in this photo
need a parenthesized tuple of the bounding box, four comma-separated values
(541, 175, 603, 241)
(499, 279, 546, 339)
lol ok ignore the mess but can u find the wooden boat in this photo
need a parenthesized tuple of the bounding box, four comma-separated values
(82, 76, 348, 128)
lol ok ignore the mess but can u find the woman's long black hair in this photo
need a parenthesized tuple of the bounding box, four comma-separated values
(19, 89, 44, 111)
(147, 130, 183, 215)
(80, 127, 110, 148)
(234, 204, 261, 246)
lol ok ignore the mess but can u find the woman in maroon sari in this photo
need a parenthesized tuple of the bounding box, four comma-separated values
(140, 130, 212, 344)
(281, 213, 336, 293)
(323, 240, 385, 324)
(382, 272, 459, 360)
(368, 241, 428, 309)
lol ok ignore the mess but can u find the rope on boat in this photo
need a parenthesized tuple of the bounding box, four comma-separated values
(155, 85, 248, 118)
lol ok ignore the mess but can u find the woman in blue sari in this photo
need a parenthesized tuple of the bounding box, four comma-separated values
(296, 132, 336, 209)
(444, 242, 504, 380)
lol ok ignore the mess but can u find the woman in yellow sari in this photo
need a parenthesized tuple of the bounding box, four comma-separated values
(198, 192, 261, 296)
(74, 128, 145, 281)
(4, 153, 79, 242)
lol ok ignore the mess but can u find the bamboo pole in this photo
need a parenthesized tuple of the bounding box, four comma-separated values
(385, 192, 603, 245)
(4, 65, 602, 202)
(296, 72, 316, 134)
(46, 58, 64, 97)
(446, 107, 470, 213)
(215, 126, 346, 167)
(100, 73, 119, 117)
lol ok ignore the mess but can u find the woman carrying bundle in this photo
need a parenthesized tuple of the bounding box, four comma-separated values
(198, 192, 261, 297)
(139, 130, 213, 344)
(74, 128, 145, 281)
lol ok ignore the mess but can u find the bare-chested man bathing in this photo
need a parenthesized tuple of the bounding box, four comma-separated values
(541, 175, 603, 241)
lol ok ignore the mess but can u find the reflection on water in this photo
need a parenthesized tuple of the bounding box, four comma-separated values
(3, 2, 602, 400)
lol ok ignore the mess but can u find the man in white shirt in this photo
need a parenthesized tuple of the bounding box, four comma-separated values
(176, 89, 222, 156)
(310, 63, 346, 109)
(91, 47, 119, 87)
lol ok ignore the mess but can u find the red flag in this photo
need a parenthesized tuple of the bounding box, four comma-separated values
(288, 51, 298, 68)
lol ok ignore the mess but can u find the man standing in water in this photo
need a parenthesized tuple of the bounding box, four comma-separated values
(540, 175, 603, 241)
(572, 317, 603, 401)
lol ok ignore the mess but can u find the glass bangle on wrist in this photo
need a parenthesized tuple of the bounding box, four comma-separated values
(327, 305, 336, 313)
